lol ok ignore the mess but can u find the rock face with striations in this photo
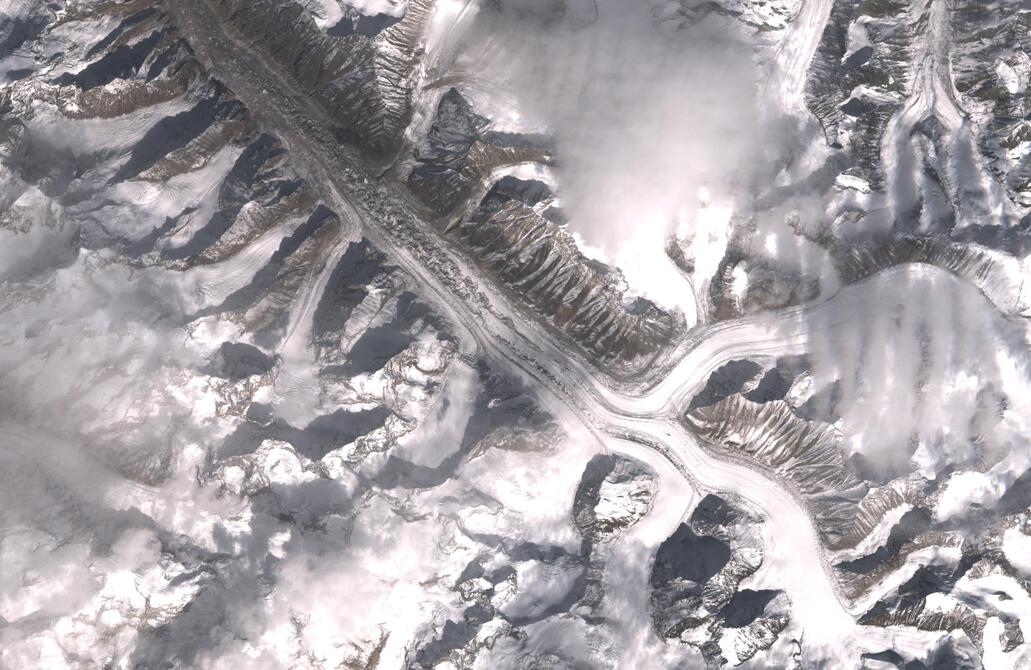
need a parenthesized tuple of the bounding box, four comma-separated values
(685, 348, 1031, 662)
(202, 0, 432, 162)
(174, 0, 684, 375)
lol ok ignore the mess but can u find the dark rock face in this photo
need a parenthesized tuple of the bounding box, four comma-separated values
(451, 179, 681, 370)
(572, 454, 619, 547)
(688, 359, 763, 410)
(198, 205, 340, 316)
(571, 454, 654, 611)
(686, 363, 863, 552)
(792, 0, 1030, 247)
(216, 342, 275, 380)
(651, 524, 732, 588)
(404, 89, 549, 215)
(406, 88, 490, 214)
(312, 239, 389, 337)
(371, 360, 554, 490)
(327, 12, 403, 38)
(719, 589, 781, 629)
(218, 406, 394, 462)
(997, 467, 1031, 516)
(862, 635, 984, 670)
(649, 494, 788, 665)
(160, 132, 300, 260)
(743, 355, 809, 404)
(173, 0, 684, 376)
(112, 92, 233, 183)
(0, 10, 50, 61)
(55, 28, 166, 90)
(951, 1, 1031, 223)
(395, 83, 682, 374)
(803, 0, 912, 189)
(340, 319, 413, 375)
(203, 0, 433, 161)
(859, 556, 986, 654)
(707, 250, 822, 322)
(836, 507, 932, 575)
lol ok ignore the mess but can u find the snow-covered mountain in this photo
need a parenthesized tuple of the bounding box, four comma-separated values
(2, 0, 1031, 668)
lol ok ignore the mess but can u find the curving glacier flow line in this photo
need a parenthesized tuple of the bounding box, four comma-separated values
(273, 208, 364, 427)
(762, 0, 833, 114)
(165, 0, 1005, 664)
(880, 0, 1015, 229)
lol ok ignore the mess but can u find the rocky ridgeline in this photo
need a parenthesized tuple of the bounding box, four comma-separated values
(650, 494, 790, 667)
